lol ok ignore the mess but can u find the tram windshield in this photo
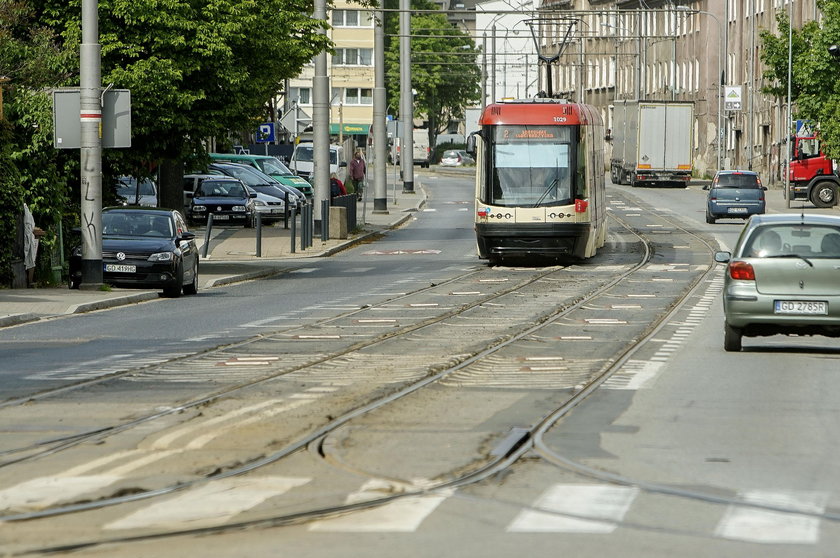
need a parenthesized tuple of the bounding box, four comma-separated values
(487, 125, 576, 208)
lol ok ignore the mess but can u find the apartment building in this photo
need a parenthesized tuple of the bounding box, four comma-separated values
(482, 0, 821, 181)
(286, 1, 376, 151)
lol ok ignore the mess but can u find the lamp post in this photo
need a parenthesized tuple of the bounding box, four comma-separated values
(676, 6, 723, 172)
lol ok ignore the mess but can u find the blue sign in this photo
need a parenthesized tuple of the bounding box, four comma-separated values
(257, 122, 275, 143)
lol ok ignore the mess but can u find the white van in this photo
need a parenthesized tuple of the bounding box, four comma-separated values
(289, 142, 346, 183)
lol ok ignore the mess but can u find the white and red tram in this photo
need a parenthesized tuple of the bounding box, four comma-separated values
(467, 98, 607, 264)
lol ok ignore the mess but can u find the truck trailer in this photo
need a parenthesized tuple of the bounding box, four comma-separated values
(610, 100, 694, 188)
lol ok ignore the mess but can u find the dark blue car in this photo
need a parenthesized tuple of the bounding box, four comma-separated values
(187, 176, 256, 227)
(704, 170, 767, 224)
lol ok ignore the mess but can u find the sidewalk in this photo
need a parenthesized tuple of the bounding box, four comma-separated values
(0, 183, 428, 328)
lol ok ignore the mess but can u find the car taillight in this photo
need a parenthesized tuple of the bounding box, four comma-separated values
(728, 261, 755, 280)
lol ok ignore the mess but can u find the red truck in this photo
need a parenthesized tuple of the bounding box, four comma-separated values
(789, 133, 839, 207)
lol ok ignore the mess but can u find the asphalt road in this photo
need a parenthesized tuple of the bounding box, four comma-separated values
(4, 175, 840, 557)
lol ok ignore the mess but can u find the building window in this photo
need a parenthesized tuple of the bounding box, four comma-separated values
(296, 87, 312, 105)
(332, 48, 373, 66)
(332, 9, 373, 27)
(345, 88, 373, 105)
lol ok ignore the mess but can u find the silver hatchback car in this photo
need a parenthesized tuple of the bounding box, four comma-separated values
(714, 213, 840, 351)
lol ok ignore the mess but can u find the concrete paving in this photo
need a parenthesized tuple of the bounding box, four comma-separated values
(0, 182, 431, 328)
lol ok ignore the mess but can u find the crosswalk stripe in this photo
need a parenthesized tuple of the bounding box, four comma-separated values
(714, 490, 828, 544)
(507, 484, 638, 533)
(309, 480, 452, 532)
(104, 477, 310, 530)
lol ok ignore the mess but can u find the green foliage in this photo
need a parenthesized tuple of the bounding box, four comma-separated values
(1, 0, 335, 283)
(384, 0, 481, 146)
(760, 0, 840, 158)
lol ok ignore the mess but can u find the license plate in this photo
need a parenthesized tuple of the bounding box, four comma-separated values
(774, 300, 828, 315)
(213, 214, 229, 220)
(104, 264, 136, 273)
(728, 207, 748, 214)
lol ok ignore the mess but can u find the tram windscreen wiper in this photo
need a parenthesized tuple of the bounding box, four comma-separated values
(533, 178, 558, 207)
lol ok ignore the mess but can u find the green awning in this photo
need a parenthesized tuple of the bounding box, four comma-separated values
(330, 123, 370, 135)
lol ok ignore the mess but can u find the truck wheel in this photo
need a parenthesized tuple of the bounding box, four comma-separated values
(810, 183, 837, 208)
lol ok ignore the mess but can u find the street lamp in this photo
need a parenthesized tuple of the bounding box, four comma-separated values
(675, 6, 723, 172)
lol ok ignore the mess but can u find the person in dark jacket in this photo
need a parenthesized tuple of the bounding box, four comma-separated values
(347, 149, 366, 200)
(330, 172, 347, 199)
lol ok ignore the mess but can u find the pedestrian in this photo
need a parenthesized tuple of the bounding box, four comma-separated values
(330, 172, 347, 200)
(348, 149, 366, 201)
(23, 202, 44, 288)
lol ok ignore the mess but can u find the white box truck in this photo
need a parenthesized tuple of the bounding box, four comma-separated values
(610, 100, 694, 188)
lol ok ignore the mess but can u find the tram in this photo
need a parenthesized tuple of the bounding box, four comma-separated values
(467, 98, 607, 264)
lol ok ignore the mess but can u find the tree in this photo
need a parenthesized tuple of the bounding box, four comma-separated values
(384, 0, 481, 149)
(760, 0, 840, 159)
(0, 0, 76, 286)
(37, 0, 331, 211)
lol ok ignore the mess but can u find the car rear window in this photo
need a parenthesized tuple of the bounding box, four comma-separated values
(744, 225, 840, 258)
(715, 173, 760, 188)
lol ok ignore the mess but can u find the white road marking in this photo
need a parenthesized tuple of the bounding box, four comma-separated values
(508, 484, 638, 533)
(104, 477, 310, 530)
(309, 480, 452, 532)
(715, 490, 828, 544)
(0, 475, 122, 510)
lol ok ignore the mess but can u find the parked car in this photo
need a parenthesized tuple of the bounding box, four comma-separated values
(242, 185, 286, 224)
(186, 176, 256, 227)
(68, 207, 199, 297)
(208, 153, 314, 197)
(289, 142, 346, 183)
(116, 176, 158, 207)
(714, 213, 840, 351)
(439, 149, 475, 167)
(703, 170, 766, 223)
(208, 162, 306, 210)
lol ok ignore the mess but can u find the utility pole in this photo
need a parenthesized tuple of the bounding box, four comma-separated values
(372, 3, 388, 213)
(313, 0, 330, 231)
(399, 0, 414, 193)
(79, 0, 103, 288)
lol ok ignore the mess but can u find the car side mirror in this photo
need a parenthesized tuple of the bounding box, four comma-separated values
(762, 186, 768, 191)
(179, 231, 196, 241)
(466, 132, 479, 157)
(249, 192, 257, 198)
(714, 251, 731, 263)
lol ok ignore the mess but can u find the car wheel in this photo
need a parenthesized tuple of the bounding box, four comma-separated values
(705, 209, 716, 224)
(183, 259, 198, 295)
(810, 183, 837, 208)
(724, 322, 742, 352)
(163, 263, 183, 298)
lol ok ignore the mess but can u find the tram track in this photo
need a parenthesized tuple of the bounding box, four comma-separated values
(3, 191, 721, 555)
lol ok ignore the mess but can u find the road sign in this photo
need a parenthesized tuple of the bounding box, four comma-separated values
(724, 86, 742, 112)
(256, 122, 275, 143)
(52, 89, 132, 149)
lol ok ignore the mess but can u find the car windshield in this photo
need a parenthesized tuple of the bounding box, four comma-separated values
(257, 158, 294, 176)
(218, 165, 275, 186)
(443, 151, 459, 158)
(198, 181, 246, 198)
(294, 146, 337, 164)
(743, 225, 840, 258)
(715, 173, 760, 188)
(116, 177, 156, 197)
(103, 212, 173, 237)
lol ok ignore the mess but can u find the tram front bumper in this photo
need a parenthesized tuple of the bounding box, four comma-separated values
(476, 222, 589, 260)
